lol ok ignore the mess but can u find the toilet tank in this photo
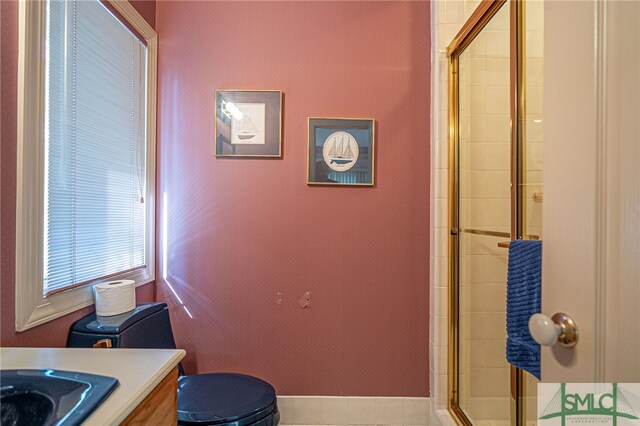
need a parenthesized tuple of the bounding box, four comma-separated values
(67, 302, 178, 350)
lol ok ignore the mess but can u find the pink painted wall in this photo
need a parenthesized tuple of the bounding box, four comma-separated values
(0, 0, 156, 347)
(156, 1, 430, 396)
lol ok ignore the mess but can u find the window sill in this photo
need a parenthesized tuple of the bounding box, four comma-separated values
(15, 270, 154, 333)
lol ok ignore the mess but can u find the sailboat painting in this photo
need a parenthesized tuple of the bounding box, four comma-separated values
(322, 131, 360, 172)
(231, 103, 266, 145)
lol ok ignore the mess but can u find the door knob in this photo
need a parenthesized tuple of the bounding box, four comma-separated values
(528, 312, 579, 348)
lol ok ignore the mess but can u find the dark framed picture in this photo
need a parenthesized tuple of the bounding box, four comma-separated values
(307, 118, 375, 186)
(215, 90, 282, 157)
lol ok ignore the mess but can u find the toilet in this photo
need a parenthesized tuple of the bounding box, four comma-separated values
(67, 302, 279, 425)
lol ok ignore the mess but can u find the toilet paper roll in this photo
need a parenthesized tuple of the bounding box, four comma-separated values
(93, 280, 136, 317)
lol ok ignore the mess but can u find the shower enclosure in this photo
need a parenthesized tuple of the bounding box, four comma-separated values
(447, 1, 543, 425)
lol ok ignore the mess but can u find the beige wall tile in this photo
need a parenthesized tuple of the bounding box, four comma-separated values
(525, 0, 544, 31)
(436, 344, 448, 375)
(375, 398, 404, 424)
(470, 31, 486, 58)
(526, 85, 543, 115)
(485, 114, 511, 142)
(469, 114, 487, 142)
(470, 312, 507, 340)
(434, 227, 449, 257)
(436, 139, 449, 170)
(526, 29, 544, 58)
(347, 398, 377, 425)
(526, 58, 544, 86)
(404, 398, 430, 425)
(464, 0, 480, 19)
(435, 138, 448, 169)
(485, 86, 510, 113)
(485, 30, 509, 57)
(320, 397, 349, 425)
(470, 368, 510, 398)
(470, 284, 507, 313)
(435, 169, 449, 199)
(526, 170, 543, 186)
(526, 117, 543, 142)
(435, 287, 448, 318)
(459, 113, 470, 140)
(434, 374, 448, 409)
(525, 141, 544, 170)
(467, 397, 510, 421)
(291, 397, 322, 424)
(459, 169, 470, 198)
(469, 253, 508, 284)
(439, 59, 449, 85)
(445, 1, 464, 25)
(278, 397, 295, 424)
(485, 7, 509, 31)
(469, 171, 511, 198)
(470, 339, 510, 368)
(433, 199, 448, 230)
(435, 317, 448, 344)
(469, 199, 511, 228)
(433, 255, 448, 290)
(462, 233, 505, 256)
(485, 58, 510, 86)
(470, 85, 486, 113)
(470, 58, 487, 86)
(437, 112, 448, 141)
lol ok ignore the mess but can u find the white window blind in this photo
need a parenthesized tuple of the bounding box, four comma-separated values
(44, 0, 147, 295)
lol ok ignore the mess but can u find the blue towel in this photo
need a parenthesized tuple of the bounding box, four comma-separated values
(506, 239, 542, 379)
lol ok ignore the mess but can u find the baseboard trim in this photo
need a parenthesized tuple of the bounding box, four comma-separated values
(277, 396, 432, 425)
(434, 409, 457, 426)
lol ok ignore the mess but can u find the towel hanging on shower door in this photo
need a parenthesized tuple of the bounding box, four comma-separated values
(505, 239, 542, 379)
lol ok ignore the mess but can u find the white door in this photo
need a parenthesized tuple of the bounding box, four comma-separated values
(542, 0, 640, 382)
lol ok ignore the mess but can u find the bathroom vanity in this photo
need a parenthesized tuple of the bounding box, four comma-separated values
(0, 347, 185, 424)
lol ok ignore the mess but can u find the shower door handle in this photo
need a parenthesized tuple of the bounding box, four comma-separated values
(529, 312, 579, 348)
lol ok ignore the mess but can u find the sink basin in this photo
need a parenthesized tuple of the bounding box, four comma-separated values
(0, 369, 118, 426)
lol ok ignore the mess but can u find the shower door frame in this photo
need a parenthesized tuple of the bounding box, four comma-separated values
(447, 0, 528, 425)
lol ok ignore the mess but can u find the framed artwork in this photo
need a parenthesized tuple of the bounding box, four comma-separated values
(307, 118, 375, 186)
(215, 90, 282, 157)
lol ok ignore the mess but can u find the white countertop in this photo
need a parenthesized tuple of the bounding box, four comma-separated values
(0, 347, 186, 425)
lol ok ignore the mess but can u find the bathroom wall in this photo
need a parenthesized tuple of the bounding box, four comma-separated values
(155, 1, 430, 396)
(0, 0, 156, 347)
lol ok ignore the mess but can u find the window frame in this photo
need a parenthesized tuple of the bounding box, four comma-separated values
(15, 0, 157, 332)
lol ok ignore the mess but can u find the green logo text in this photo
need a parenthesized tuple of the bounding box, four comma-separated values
(540, 383, 639, 425)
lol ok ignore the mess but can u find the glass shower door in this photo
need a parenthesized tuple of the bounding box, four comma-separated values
(456, 3, 513, 424)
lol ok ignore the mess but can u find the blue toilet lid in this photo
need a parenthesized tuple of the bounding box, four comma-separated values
(177, 373, 277, 425)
